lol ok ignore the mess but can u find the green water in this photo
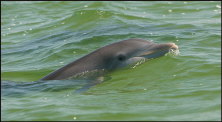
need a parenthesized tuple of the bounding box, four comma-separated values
(1, 1, 221, 121)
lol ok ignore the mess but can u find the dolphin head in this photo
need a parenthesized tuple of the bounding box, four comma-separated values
(99, 38, 179, 70)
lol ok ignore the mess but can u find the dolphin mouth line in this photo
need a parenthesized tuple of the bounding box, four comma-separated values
(140, 50, 169, 59)
(139, 43, 179, 59)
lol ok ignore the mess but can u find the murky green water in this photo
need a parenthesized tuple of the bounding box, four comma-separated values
(1, 1, 221, 121)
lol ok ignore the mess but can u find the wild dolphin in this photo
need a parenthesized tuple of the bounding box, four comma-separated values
(40, 38, 178, 80)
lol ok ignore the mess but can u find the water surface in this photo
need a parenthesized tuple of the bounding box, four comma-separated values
(1, 1, 221, 121)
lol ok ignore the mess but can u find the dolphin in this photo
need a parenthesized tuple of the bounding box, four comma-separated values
(40, 38, 178, 80)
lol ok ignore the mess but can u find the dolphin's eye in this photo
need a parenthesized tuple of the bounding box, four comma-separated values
(117, 54, 126, 61)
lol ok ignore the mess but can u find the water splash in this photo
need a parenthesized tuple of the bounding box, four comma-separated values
(168, 48, 180, 56)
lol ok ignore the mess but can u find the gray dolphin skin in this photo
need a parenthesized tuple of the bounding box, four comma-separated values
(40, 38, 178, 80)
